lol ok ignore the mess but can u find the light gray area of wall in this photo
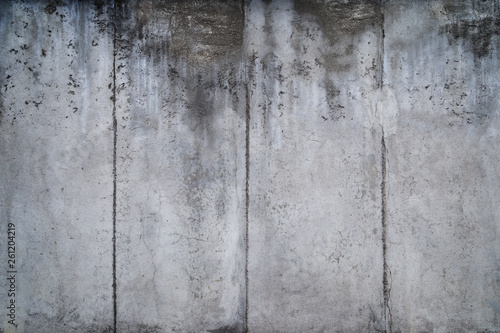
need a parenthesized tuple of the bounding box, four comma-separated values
(0, 2, 114, 333)
(0, 0, 499, 332)
(246, 1, 385, 332)
(113, 1, 247, 332)
(383, 1, 500, 331)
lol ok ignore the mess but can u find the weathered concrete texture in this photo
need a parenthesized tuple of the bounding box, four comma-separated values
(383, 1, 500, 332)
(114, 1, 247, 332)
(246, 1, 385, 331)
(0, 1, 114, 332)
(1, 1, 500, 332)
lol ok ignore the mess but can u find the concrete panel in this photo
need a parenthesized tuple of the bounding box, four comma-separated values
(246, 1, 386, 331)
(383, 1, 500, 331)
(114, 1, 247, 332)
(0, 1, 114, 332)
(1, 1, 499, 332)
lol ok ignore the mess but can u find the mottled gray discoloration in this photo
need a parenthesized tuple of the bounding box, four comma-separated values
(294, 0, 383, 38)
(246, 1, 385, 332)
(1, 0, 500, 332)
(131, 0, 244, 64)
(25, 313, 114, 333)
(436, 0, 500, 58)
(114, 0, 246, 332)
(0, 1, 114, 332)
(118, 322, 162, 333)
(384, 0, 500, 332)
(294, 0, 383, 75)
(207, 323, 243, 333)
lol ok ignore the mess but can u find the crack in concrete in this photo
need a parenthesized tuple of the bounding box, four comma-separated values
(244, 54, 251, 333)
(243, 3, 251, 332)
(381, 129, 392, 333)
(378, 0, 385, 90)
(112, 1, 118, 332)
(379, 3, 392, 331)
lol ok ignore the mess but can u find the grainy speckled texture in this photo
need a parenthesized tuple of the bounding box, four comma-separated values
(245, 1, 385, 332)
(0, 1, 114, 332)
(1, 0, 499, 332)
(114, 1, 247, 332)
(383, 1, 500, 332)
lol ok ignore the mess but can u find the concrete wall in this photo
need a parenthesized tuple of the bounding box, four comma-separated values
(0, 2, 114, 332)
(0, 1, 499, 332)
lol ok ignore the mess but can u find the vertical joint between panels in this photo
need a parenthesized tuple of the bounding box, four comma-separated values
(379, 2, 390, 331)
(378, 0, 385, 90)
(381, 130, 391, 333)
(243, 2, 250, 330)
(112, 1, 118, 332)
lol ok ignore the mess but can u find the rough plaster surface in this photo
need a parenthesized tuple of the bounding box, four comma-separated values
(0, 0, 499, 332)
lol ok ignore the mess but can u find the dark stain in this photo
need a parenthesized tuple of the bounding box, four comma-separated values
(0, 71, 5, 125)
(187, 85, 217, 141)
(87, 0, 111, 34)
(25, 312, 113, 333)
(133, 0, 244, 64)
(86, 327, 114, 333)
(92, 0, 106, 16)
(293, 0, 383, 74)
(294, 0, 383, 43)
(443, 16, 500, 58)
(44, 0, 65, 15)
(44, 4, 57, 15)
(118, 323, 162, 333)
(208, 323, 243, 333)
(324, 79, 345, 121)
(167, 61, 242, 147)
(439, 0, 500, 58)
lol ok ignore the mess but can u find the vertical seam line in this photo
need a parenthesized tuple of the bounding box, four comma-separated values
(243, 3, 250, 332)
(112, 1, 118, 332)
(380, 2, 391, 332)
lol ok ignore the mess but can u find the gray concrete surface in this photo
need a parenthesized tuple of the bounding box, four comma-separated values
(246, 1, 385, 331)
(0, 1, 114, 332)
(383, 1, 500, 332)
(0, 0, 499, 332)
(113, 1, 246, 332)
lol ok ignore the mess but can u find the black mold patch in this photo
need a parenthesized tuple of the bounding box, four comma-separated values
(44, 4, 57, 15)
(293, 0, 383, 74)
(133, 0, 244, 64)
(438, 0, 500, 58)
(44, 0, 65, 15)
(443, 16, 500, 58)
(92, 0, 106, 16)
(294, 0, 383, 43)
